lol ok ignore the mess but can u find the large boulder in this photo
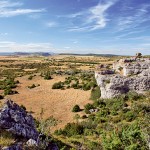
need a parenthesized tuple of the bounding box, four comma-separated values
(0, 100, 39, 140)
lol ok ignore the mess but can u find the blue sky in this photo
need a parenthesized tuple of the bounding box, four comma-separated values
(0, 0, 150, 55)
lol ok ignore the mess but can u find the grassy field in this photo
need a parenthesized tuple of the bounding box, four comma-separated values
(0, 55, 114, 131)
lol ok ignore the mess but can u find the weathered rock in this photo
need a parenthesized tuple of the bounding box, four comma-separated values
(0, 100, 39, 140)
(113, 58, 150, 76)
(96, 57, 150, 99)
(26, 139, 38, 147)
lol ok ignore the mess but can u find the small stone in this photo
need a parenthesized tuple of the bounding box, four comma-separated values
(26, 139, 38, 147)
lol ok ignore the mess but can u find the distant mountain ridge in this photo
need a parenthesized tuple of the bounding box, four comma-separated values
(0, 52, 54, 56)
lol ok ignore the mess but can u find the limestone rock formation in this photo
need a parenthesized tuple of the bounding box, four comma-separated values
(0, 99, 39, 140)
(96, 57, 150, 99)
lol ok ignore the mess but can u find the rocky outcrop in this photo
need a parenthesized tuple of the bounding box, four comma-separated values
(0, 100, 39, 140)
(0, 100, 59, 150)
(113, 58, 150, 76)
(96, 57, 150, 99)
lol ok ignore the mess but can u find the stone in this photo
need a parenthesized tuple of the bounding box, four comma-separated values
(26, 139, 38, 147)
(2, 144, 22, 150)
(0, 100, 39, 140)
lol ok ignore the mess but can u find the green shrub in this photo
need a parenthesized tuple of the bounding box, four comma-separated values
(84, 103, 94, 114)
(111, 116, 121, 123)
(62, 123, 84, 137)
(28, 75, 33, 80)
(81, 115, 87, 119)
(44, 71, 52, 80)
(93, 99, 106, 108)
(96, 108, 110, 118)
(124, 111, 136, 122)
(28, 84, 36, 89)
(20, 104, 26, 111)
(72, 105, 81, 112)
(54, 129, 64, 136)
(82, 83, 91, 91)
(52, 82, 64, 89)
(127, 91, 144, 101)
(102, 123, 149, 149)
(4, 88, 18, 95)
(90, 86, 101, 100)
(111, 110, 118, 116)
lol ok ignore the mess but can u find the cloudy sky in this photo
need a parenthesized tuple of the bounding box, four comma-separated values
(0, 0, 150, 55)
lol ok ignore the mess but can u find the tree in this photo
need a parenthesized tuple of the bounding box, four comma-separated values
(72, 105, 81, 112)
(136, 53, 142, 58)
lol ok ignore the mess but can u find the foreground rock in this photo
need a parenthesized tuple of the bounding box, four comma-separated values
(95, 57, 150, 98)
(0, 99, 39, 140)
(0, 100, 59, 150)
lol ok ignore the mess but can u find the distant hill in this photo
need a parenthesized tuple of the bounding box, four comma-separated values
(0, 52, 54, 56)
(59, 53, 120, 57)
(0, 52, 14, 56)
(14, 52, 53, 56)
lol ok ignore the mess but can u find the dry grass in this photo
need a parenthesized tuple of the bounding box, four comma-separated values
(0, 130, 15, 147)
(0, 55, 116, 132)
(5, 75, 91, 131)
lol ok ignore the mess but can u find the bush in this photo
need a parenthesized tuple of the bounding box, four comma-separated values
(28, 75, 33, 80)
(84, 103, 94, 114)
(4, 88, 18, 95)
(81, 115, 87, 119)
(90, 86, 101, 100)
(102, 123, 149, 149)
(124, 111, 136, 122)
(54, 129, 64, 136)
(127, 91, 143, 101)
(20, 105, 26, 111)
(62, 123, 84, 137)
(44, 71, 52, 80)
(52, 82, 64, 89)
(84, 103, 94, 110)
(72, 105, 81, 112)
(93, 99, 106, 108)
(82, 83, 91, 91)
(111, 116, 121, 123)
(28, 84, 36, 89)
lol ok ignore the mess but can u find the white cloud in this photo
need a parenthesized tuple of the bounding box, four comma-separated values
(117, 4, 150, 31)
(0, 0, 45, 17)
(0, 1, 23, 8)
(45, 21, 57, 28)
(68, 0, 117, 31)
(0, 33, 8, 36)
(64, 46, 71, 49)
(0, 41, 53, 52)
(115, 30, 145, 39)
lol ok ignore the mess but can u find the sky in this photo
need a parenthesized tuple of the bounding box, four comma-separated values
(0, 0, 150, 55)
